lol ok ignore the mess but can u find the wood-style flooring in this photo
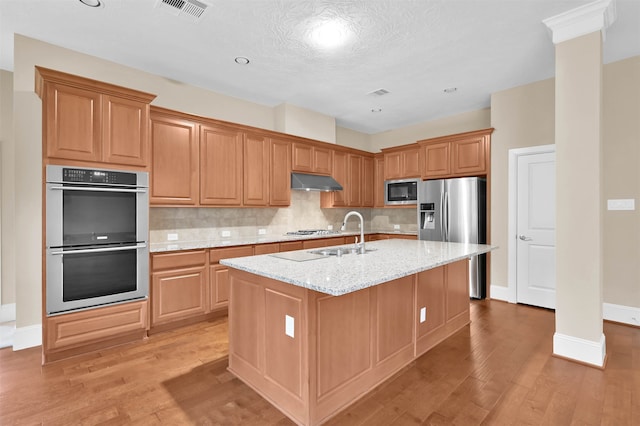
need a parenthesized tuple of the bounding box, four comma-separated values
(1, 300, 638, 425)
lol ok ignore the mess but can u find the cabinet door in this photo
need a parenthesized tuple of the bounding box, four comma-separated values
(150, 114, 199, 205)
(151, 265, 208, 326)
(102, 95, 149, 167)
(291, 142, 313, 172)
(347, 154, 362, 207)
(200, 125, 243, 206)
(313, 146, 332, 175)
(422, 142, 450, 179)
(383, 151, 402, 180)
(269, 139, 291, 206)
(44, 82, 102, 162)
(209, 264, 230, 311)
(331, 150, 348, 207)
(362, 156, 375, 207)
(374, 156, 385, 207)
(243, 133, 270, 206)
(402, 146, 421, 178)
(451, 137, 486, 175)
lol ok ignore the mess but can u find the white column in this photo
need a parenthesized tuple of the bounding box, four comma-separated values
(543, 0, 616, 367)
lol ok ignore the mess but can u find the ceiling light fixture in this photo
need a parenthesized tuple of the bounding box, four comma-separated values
(79, 0, 102, 7)
(234, 56, 250, 65)
(308, 18, 352, 49)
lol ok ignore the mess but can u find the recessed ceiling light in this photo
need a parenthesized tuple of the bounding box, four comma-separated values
(234, 57, 250, 65)
(443, 87, 458, 94)
(308, 18, 352, 49)
(371, 108, 382, 113)
(79, 0, 102, 7)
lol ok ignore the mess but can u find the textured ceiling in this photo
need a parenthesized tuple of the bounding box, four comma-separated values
(1, 0, 639, 134)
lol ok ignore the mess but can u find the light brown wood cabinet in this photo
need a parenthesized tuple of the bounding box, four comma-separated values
(291, 142, 332, 175)
(43, 300, 148, 363)
(243, 132, 271, 206)
(362, 156, 375, 207)
(321, 150, 348, 207)
(209, 246, 254, 312)
(382, 144, 421, 180)
(347, 154, 362, 207)
(149, 111, 199, 205)
(321, 151, 374, 208)
(35, 66, 155, 168)
(151, 250, 209, 327)
(200, 124, 244, 206)
(269, 139, 291, 206)
(374, 155, 385, 207)
(419, 128, 493, 180)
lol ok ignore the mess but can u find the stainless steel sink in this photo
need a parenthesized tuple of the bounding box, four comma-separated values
(308, 246, 377, 256)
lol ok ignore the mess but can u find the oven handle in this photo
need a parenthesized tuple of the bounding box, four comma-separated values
(50, 243, 147, 255)
(49, 186, 147, 193)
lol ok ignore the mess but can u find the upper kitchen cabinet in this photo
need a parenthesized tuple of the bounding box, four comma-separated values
(291, 141, 332, 175)
(35, 66, 156, 169)
(418, 128, 494, 180)
(382, 144, 421, 180)
(200, 124, 244, 206)
(149, 110, 199, 205)
(373, 155, 385, 208)
(269, 138, 292, 206)
(321, 149, 374, 208)
(243, 132, 271, 206)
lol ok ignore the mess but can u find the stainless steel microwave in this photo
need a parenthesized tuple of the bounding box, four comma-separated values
(384, 178, 419, 205)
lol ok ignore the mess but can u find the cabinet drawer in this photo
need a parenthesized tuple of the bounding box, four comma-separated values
(280, 241, 304, 252)
(254, 243, 280, 255)
(152, 250, 207, 271)
(210, 246, 254, 263)
(46, 301, 148, 351)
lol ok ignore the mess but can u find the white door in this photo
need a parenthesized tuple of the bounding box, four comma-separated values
(516, 151, 556, 309)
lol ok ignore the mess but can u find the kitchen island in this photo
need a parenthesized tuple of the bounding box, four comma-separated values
(221, 239, 494, 426)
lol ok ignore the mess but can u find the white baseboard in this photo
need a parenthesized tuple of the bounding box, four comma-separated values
(553, 332, 606, 367)
(13, 324, 42, 351)
(0, 303, 16, 323)
(489, 285, 510, 302)
(603, 302, 640, 327)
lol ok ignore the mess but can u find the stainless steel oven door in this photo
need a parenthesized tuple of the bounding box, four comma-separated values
(46, 243, 149, 315)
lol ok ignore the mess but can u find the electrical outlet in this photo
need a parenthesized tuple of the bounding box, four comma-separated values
(420, 307, 426, 323)
(607, 199, 635, 211)
(394, 224, 400, 230)
(258, 229, 266, 235)
(285, 315, 295, 338)
(221, 230, 231, 237)
(167, 233, 178, 241)
(327, 225, 333, 230)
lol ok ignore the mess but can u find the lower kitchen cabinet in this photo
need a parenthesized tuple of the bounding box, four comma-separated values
(209, 246, 254, 312)
(44, 300, 148, 363)
(151, 250, 208, 328)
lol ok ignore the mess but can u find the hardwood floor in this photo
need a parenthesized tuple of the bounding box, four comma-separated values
(1, 300, 638, 425)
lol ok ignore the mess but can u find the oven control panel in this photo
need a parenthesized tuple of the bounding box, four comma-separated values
(63, 168, 137, 185)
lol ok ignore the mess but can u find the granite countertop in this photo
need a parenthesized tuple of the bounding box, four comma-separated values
(220, 239, 496, 296)
(149, 230, 416, 253)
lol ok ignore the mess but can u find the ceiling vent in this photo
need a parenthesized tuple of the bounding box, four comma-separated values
(368, 88, 390, 96)
(156, 0, 209, 21)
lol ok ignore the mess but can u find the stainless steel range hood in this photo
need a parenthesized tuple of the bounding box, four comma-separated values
(291, 173, 343, 192)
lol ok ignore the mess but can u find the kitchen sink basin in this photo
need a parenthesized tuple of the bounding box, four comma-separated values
(308, 246, 377, 256)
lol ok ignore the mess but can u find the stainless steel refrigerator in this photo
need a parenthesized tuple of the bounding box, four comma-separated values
(418, 177, 487, 299)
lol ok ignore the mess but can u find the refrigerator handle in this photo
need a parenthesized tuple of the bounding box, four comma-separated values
(444, 190, 449, 241)
(440, 190, 445, 239)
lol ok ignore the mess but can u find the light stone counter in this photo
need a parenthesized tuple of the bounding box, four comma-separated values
(149, 230, 416, 253)
(221, 239, 495, 296)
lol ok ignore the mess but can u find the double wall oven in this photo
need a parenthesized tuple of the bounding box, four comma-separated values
(45, 165, 149, 316)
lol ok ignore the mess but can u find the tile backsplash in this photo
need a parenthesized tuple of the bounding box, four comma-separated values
(149, 191, 417, 243)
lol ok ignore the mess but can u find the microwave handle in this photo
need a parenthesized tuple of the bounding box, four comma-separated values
(50, 243, 147, 255)
(49, 186, 147, 193)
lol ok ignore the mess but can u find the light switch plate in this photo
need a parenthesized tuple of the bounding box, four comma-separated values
(167, 233, 178, 241)
(285, 315, 295, 338)
(258, 229, 266, 235)
(607, 199, 635, 211)
(221, 230, 231, 237)
(394, 224, 400, 230)
(420, 307, 426, 323)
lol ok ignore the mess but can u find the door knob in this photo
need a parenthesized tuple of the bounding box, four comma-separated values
(518, 234, 533, 241)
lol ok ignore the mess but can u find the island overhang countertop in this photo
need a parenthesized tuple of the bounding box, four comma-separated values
(220, 239, 495, 296)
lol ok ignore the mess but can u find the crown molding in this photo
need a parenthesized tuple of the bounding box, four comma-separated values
(543, 0, 617, 44)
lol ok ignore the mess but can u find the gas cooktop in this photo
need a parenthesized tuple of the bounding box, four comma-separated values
(285, 229, 341, 236)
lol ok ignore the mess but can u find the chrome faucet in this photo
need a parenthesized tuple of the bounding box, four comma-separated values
(341, 211, 366, 254)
